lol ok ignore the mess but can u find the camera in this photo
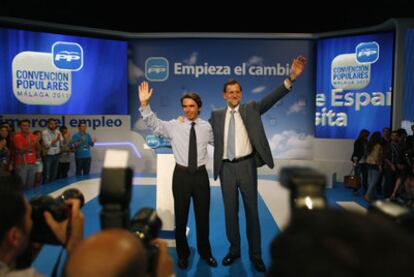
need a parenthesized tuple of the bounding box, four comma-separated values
(30, 188, 85, 245)
(368, 199, 414, 234)
(99, 150, 162, 275)
(280, 166, 327, 210)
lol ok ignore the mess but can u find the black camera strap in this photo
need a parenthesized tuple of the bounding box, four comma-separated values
(51, 247, 65, 277)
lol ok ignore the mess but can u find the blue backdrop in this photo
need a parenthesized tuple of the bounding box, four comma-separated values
(129, 38, 315, 159)
(0, 27, 128, 115)
(402, 29, 414, 127)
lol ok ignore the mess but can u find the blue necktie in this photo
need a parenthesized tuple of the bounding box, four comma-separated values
(188, 122, 197, 173)
(227, 110, 236, 161)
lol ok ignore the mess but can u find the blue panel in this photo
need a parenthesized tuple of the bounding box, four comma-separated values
(315, 32, 394, 138)
(0, 27, 128, 114)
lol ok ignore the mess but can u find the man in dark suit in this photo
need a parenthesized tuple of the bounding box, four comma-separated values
(209, 56, 306, 272)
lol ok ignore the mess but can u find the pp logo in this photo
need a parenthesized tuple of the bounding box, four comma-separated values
(145, 57, 169, 81)
(52, 42, 83, 71)
(356, 41, 379, 64)
(145, 135, 171, 149)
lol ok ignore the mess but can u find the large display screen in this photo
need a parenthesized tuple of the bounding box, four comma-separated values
(401, 28, 414, 131)
(0, 27, 128, 115)
(315, 32, 394, 139)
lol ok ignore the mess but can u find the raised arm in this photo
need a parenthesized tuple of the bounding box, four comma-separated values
(138, 81, 173, 138)
(257, 55, 307, 114)
(289, 55, 307, 82)
(139, 81, 153, 107)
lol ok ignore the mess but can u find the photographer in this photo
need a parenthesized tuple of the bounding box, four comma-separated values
(64, 229, 173, 277)
(0, 175, 84, 276)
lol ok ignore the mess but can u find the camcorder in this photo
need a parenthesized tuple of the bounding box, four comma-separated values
(30, 188, 85, 244)
(99, 150, 162, 275)
(280, 166, 327, 211)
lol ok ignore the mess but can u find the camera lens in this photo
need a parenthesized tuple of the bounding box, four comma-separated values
(30, 188, 84, 245)
(130, 208, 162, 244)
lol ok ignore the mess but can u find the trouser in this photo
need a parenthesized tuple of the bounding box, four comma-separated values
(57, 162, 70, 178)
(219, 156, 262, 259)
(75, 157, 91, 176)
(172, 164, 212, 259)
(15, 163, 37, 189)
(43, 154, 60, 183)
(366, 165, 380, 200)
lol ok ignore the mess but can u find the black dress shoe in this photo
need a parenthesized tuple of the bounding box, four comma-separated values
(222, 253, 240, 266)
(251, 257, 266, 272)
(203, 256, 218, 267)
(177, 258, 188, 269)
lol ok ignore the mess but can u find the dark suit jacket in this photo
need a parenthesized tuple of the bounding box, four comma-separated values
(209, 84, 290, 180)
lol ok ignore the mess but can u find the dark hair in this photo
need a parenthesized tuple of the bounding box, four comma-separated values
(0, 176, 26, 241)
(223, 79, 242, 93)
(78, 121, 86, 127)
(180, 92, 202, 108)
(357, 129, 370, 140)
(60, 125, 68, 132)
(268, 209, 414, 277)
(18, 119, 30, 126)
(47, 118, 56, 124)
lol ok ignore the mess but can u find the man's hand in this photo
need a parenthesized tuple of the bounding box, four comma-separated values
(138, 81, 153, 107)
(177, 115, 185, 123)
(150, 239, 173, 277)
(289, 56, 307, 81)
(43, 198, 84, 253)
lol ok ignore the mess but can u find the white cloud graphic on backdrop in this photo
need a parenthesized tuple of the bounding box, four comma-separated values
(247, 56, 263, 66)
(184, 52, 198, 65)
(287, 98, 306, 115)
(128, 61, 144, 84)
(252, 86, 266, 94)
(269, 130, 313, 159)
(401, 120, 414, 133)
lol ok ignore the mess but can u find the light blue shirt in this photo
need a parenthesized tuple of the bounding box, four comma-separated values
(139, 105, 213, 167)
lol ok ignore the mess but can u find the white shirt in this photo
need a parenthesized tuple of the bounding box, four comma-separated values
(139, 105, 214, 167)
(223, 105, 253, 159)
(42, 128, 62, 155)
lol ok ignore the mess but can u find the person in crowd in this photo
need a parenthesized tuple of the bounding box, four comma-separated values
(63, 229, 173, 277)
(383, 130, 405, 198)
(32, 131, 45, 187)
(0, 175, 84, 277)
(138, 81, 217, 269)
(364, 131, 383, 202)
(57, 126, 72, 179)
(0, 137, 11, 176)
(42, 118, 62, 184)
(1, 125, 12, 149)
(382, 127, 391, 145)
(71, 122, 95, 177)
(267, 208, 414, 277)
(13, 120, 38, 189)
(390, 155, 414, 204)
(208, 56, 306, 272)
(351, 129, 370, 194)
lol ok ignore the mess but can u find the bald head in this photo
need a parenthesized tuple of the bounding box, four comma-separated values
(64, 229, 147, 277)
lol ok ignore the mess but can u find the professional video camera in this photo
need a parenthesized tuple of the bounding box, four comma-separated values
(280, 166, 327, 210)
(30, 188, 85, 245)
(99, 150, 162, 274)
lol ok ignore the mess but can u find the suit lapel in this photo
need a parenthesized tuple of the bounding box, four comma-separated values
(218, 108, 226, 137)
(239, 104, 247, 123)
